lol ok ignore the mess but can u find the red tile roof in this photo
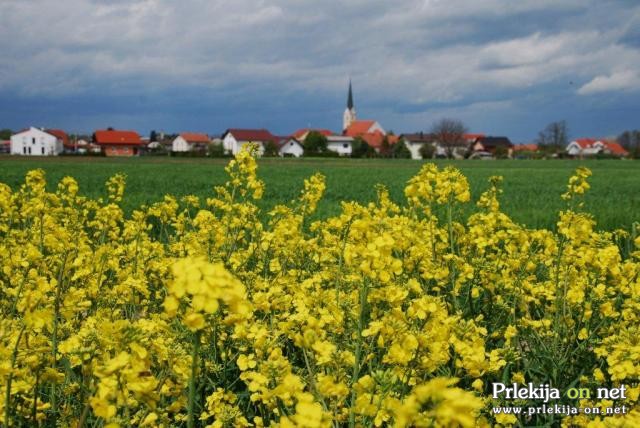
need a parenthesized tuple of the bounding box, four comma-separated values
(224, 129, 276, 142)
(345, 120, 376, 136)
(180, 132, 210, 143)
(292, 129, 334, 139)
(464, 133, 485, 141)
(45, 129, 70, 146)
(94, 130, 142, 145)
(514, 143, 538, 151)
(358, 131, 399, 150)
(573, 138, 603, 149)
(604, 141, 628, 156)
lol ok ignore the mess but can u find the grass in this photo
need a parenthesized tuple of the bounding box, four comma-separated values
(0, 155, 638, 231)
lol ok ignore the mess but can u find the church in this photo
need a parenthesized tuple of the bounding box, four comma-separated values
(342, 81, 396, 151)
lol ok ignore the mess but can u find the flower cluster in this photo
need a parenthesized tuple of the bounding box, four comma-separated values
(0, 147, 638, 427)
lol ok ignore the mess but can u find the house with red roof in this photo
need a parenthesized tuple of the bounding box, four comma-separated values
(514, 143, 539, 152)
(470, 136, 514, 158)
(171, 132, 210, 153)
(94, 129, 142, 157)
(292, 129, 334, 141)
(344, 120, 385, 138)
(221, 128, 277, 156)
(343, 120, 394, 153)
(1, 140, 11, 154)
(10, 127, 67, 156)
(566, 138, 628, 157)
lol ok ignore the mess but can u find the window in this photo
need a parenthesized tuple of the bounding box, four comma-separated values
(23, 147, 26, 154)
(28, 147, 32, 154)
(343, 143, 349, 148)
(32, 137, 36, 144)
(42, 147, 45, 155)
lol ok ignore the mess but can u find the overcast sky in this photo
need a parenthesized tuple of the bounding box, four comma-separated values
(1, 0, 639, 142)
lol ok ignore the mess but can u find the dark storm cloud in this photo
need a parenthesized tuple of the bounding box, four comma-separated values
(1, 0, 639, 139)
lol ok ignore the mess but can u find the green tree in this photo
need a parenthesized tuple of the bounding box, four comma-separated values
(0, 129, 13, 140)
(392, 139, 412, 158)
(379, 136, 391, 158)
(303, 131, 328, 155)
(351, 137, 376, 158)
(419, 143, 435, 159)
(494, 145, 509, 159)
(263, 140, 279, 157)
(207, 142, 226, 158)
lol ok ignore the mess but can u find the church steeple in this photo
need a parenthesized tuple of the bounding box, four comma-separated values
(343, 79, 356, 132)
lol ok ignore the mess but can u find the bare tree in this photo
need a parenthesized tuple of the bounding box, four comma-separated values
(536, 121, 568, 152)
(430, 118, 468, 158)
(617, 130, 640, 158)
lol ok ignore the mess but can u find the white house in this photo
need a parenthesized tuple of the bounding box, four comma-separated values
(566, 138, 628, 157)
(10, 127, 65, 156)
(327, 135, 354, 156)
(222, 129, 277, 156)
(401, 133, 434, 159)
(566, 139, 605, 156)
(172, 132, 210, 152)
(278, 138, 304, 157)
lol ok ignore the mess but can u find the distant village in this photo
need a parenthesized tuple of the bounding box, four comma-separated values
(1, 83, 633, 160)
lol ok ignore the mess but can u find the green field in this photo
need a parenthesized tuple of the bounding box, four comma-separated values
(0, 155, 638, 231)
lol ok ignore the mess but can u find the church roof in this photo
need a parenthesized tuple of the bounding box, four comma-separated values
(344, 120, 377, 136)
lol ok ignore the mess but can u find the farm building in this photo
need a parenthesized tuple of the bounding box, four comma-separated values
(10, 127, 67, 156)
(172, 132, 210, 153)
(221, 129, 277, 156)
(94, 129, 142, 157)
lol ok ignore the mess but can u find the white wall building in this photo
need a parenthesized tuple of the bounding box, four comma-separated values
(278, 138, 304, 157)
(327, 135, 354, 156)
(171, 133, 210, 152)
(222, 129, 277, 156)
(10, 127, 64, 156)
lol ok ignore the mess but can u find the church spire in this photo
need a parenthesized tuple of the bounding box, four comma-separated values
(347, 80, 354, 110)
(343, 79, 357, 132)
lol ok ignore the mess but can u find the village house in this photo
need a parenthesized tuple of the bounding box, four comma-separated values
(10, 127, 67, 156)
(221, 128, 277, 156)
(327, 135, 355, 156)
(401, 132, 434, 159)
(292, 128, 334, 141)
(470, 136, 514, 158)
(94, 129, 142, 157)
(566, 138, 628, 157)
(277, 137, 304, 157)
(172, 132, 211, 153)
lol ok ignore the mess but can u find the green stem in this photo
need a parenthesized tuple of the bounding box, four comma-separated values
(188, 330, 201, 428)
(51, 253, 68, 425)
(348, 280, 369, 428)
(4, 325, 26, 427)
